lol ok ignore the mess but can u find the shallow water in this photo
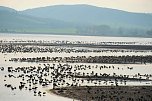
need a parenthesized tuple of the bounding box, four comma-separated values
(0, 33, 152, 101)
(1, 33, 152, 45)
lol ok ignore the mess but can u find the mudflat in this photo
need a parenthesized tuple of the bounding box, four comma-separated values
(50, 86, 152, 101)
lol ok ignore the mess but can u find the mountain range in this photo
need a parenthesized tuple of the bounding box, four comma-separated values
(0, 5, 152, 37)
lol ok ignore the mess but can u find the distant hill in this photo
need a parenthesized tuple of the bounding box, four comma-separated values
(0, 6, 75, 34)
(0, 6, 16, 12)
(22, 5, 152, 29)
(0, 5, 152, 37)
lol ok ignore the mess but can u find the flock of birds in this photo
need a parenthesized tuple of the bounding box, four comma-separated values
(0, 39, 152, 101)
(9, 55, 152, 65)
(0, 62, 152, 98)
(0, 43, 152, 53)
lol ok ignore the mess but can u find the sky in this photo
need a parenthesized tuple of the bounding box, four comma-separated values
(0, 0, 152, 13)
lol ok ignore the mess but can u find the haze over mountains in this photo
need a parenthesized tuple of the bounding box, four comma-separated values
(0, 5, 152, 37)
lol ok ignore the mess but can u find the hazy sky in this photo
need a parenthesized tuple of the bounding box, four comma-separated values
(0, 0, 152, 13)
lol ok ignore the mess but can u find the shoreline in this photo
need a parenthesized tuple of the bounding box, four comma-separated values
(1, 32, 152, 39)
